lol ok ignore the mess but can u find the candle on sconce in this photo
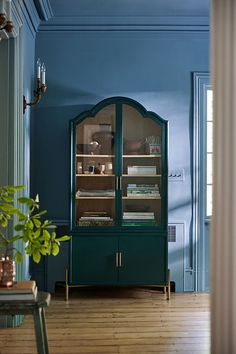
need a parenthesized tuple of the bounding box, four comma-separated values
(0, 0, 5, 14)
(41, 63, 46, 85)
(6, 0, 11, 21)
(36, 58, 41, 79)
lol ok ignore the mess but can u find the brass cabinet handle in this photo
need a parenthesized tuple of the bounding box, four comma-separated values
(119, 252, 122, 267)
(119, 176, 122, 190)
(116, 176, 122, 190)
(116, 252, 119, 268)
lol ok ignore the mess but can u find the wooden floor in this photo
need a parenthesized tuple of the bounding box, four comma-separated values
(0, 287, 210, 354)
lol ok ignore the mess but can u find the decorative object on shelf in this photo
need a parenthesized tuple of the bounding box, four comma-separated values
(0, 256, 15, 287)
(123, 138, 146, 155)
(105, 161, 113, 174)
(0, 185, 70, 274)
(91, 131, 114, 154)
(97, 163, 106, 174)
(23, 58, 47, 114)
(76, 142, 101, 154)
(76, 162, 83, 174)
(145, 135, 161, 154)
(0, 0, 13, 37)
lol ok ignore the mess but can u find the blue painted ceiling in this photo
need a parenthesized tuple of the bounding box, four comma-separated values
(40, 0, 209, 18)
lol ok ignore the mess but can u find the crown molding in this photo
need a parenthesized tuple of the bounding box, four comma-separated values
(33, 0, 53, 21)
(38, 15, 209, 32)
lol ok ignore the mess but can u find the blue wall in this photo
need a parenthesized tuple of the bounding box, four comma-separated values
(33, 29, 209, 216)
(32, 22, 209, 289)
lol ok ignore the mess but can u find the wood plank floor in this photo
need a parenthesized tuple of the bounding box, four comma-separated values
(0, 287, 210, 354)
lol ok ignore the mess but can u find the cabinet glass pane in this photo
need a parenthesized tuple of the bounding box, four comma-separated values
(75, 104, 116, 227)
(122, 104, 162, 227)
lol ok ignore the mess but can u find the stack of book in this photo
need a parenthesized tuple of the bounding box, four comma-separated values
(127, 184, 160, 197)
(76, 189, 115, 198)
(78, 212, 114, 226)
(127, 166, 156, 175)
(123, 212, 157, 226)
(0, 280, 37, 301)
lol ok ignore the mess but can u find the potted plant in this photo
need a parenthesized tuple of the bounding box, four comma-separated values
(0, 185, 70, 286)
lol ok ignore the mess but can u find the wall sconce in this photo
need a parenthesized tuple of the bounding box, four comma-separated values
(23, 58, 47, 114)
(0, 0, 14, 34)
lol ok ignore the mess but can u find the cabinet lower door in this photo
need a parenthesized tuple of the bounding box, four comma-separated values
(70, 236, 118, 284)
(119, 235, 167, 285)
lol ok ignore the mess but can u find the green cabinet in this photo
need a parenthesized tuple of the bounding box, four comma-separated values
(118, 235, 166, 284)
(71, 234, 166, 285)
(71, 235, 118, 284)
(69, 97, 168, 289)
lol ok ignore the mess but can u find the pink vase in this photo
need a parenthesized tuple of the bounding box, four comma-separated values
(0, 257, 16, 287)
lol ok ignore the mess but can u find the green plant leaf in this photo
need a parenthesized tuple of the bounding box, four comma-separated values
(0, 217, 8, 227)
(15, 250, 23, 263)
(10, 235, 21, 243)
(17, 197, 31, 203)
(32, 210, 47, 218)
(56, 235, 71, 242)
(45, 225, 56, 229)
(52, 243, 59, 256)
(14, 224, 25, 231)
(11, 185, 25, 191)
(1, 196, 14, 203)
(42, 229, 51, 240)
(0, 204, 17, 213)
(26, 219, 34, 230)
(33, 219, 41, 228)
(32, 251, 41, 263)
(34, 229, 41, 238)
(40, 247, 48, 255)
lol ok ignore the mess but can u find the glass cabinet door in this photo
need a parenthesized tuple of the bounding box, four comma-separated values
(74, 104, 116, 227)
(122, 104, 163, 227)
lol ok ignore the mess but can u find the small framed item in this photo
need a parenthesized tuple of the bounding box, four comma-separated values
(149, 143, 161, 155)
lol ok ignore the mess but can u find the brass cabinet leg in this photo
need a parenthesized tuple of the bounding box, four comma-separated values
(65, 269, 69, 302)
(167, 269, 171, 300)
(163, 285, 166, 295)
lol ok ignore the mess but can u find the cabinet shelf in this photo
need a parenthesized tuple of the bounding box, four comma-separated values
(122, 174, 161, 177)
(123, 196, 161, 200)
(76, 197, 115, 200)
(76, 174, 115, 177)
(123, 154, 161, 158)
(76, 154, 115, 158)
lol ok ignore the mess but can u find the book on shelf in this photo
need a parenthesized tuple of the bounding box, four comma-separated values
(80, 216, 112, 220)
(0, 280, 38, 301)
(83, 211, 108, 216)
(123, 212, 155, 220)
(127, 192, 160, 197)
(127, 184, 159, 188)
(78, 219, 114, 226)
(123, 212, 154, 216)
(76, 189, 115, 197)
(123, 216, 155, 220)
(122, 220, 157, 226)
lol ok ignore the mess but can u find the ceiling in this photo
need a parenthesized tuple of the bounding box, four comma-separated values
(47, 0, 209, 18)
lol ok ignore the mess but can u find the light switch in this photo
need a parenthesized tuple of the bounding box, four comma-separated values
(168, 169, 185, 181)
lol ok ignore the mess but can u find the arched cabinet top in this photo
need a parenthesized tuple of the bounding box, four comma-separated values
(70, 96, 168, 127)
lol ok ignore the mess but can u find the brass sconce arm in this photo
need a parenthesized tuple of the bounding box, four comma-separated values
(23, 59, 47, 114)
(23, 79, 47, 114)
